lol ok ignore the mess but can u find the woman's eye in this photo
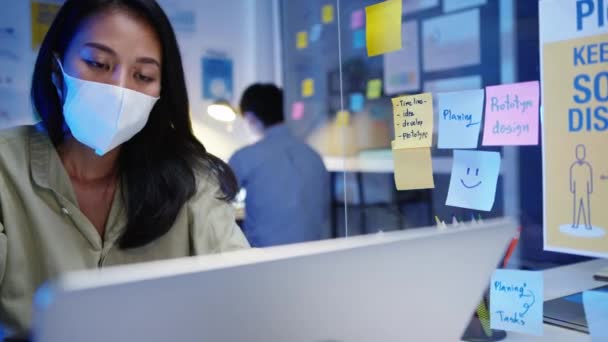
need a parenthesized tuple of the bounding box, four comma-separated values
(85, 60, 109, 71)
(135, 73, 155, 83)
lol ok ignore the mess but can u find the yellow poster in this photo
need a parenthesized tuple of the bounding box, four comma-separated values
(391, 93, 434, 149)
(302, 78, 314, 98)
(322, 4, 334, 24)
(296, 31, 308, 49)
(365, 0, 402, 57)
(540, 0, 608, 258)
(31, 1, 62, 50)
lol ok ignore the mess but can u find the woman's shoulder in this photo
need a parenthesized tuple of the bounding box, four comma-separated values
(0, 125, 32, 146)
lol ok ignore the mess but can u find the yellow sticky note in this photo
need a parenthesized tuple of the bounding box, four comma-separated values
(31, 1, 61, 50)
(302, 79, 314, 97)
(296, 31, 308, 49)
(365, 0, 402, 57)
(392, 145, 434, 190)
(391, 92, 434, 148)
(322, 4, 335, 24)
(366, 79, 382, 99)
(336, 110, 350, 126)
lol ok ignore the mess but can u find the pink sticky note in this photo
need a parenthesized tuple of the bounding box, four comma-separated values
(351, 9, 364, 29)
(291, 102, 304, 120)
(482, 81, 539, 146)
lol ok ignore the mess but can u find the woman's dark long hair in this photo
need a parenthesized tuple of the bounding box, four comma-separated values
(31, 0, 238, 249)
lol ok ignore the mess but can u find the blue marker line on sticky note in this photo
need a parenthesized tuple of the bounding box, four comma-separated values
(583, 290, 608, 341)
(353, 29, 365, 49)
(446, 150, 500, 211)
(437, 89, 484, 149)
(349, 93, 364, 112)
(490, 269, 543, 336)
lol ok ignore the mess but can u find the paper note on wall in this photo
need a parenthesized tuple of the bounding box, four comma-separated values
(302, 79, 314, 98)
(366, 79, 382, 100)
(353, 29, 365, 49)
(351, 9, 364, 29)
(365, 0, 402, 57)
(391, 93, 433, 149)
(349, 93, 364, 112)
(482, 81, 540, 146)
(384, 21, 420, 95)
(322, 4, 334, 24)
(437, 89, 484, 149)
(392, 145, 434, 190)
(310, 24, 322, 42)
(490, 269, 543, 336)
(31, 1, 61, 50)
(291, 102, 305, 121)
(446, 150, 500, 211)
(297, 31, 308, 49)
(583, 290, 608, 341)
(336, 110, 350, 127)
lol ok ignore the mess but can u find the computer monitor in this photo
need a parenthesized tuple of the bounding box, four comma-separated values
(33, 218, 516, 342)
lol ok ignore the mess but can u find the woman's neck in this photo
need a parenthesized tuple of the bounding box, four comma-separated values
(58, 135, 120, 183)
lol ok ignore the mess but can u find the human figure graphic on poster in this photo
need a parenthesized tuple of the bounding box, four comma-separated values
(570, 144, 593, 229)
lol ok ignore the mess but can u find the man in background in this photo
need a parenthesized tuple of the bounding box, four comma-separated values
(229, 83, 330, 247)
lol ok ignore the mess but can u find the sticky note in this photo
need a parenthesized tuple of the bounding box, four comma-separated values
(291, 102, 304, 121)
(353, 29, 365, 49)
(336, 110, 350, 126)
(392, 145, 434, 190)
(351, 9, 364, 29)
(583, 290, 608, 341)
(437, 89, 485, 149)
(302, 79, 314, 98)
(490, 269, 543, 336)
(349, 93, 365, 112)
(365, 0, 402, 57)
(391, 93, 434, 148)
(366, 79, 382, 100)
(322, 4, 334, 24)
(297, 31, 308, 49)
(310, 24, 322, 42)
(482, 81, 539, 146)
(446, 150, 500, 211)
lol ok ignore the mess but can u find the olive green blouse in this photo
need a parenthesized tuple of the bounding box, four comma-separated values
(0, 126, 250, 333)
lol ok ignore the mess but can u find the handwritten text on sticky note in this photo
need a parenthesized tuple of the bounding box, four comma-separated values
(482, 81, 539, 146)
(583, 290, 608, 341)
(437, 89, 484, 149)
(446, 150, 500, 211)
(490, 269, 543, 336)
(391, 93, 434, 148)
(365, 0, 402, 56)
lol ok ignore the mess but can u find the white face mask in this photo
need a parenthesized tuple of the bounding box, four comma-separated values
(55, 58, 160, 156)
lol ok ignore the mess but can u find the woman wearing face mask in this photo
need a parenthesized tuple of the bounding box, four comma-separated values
(0, 0, 249, 334)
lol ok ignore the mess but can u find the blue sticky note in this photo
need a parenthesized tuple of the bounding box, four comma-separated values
(353, 29, 365, 49)
(349, 93, 364, 112)
(490, 269, 543, 336)
(583, 290, 608, 341)
(310, 24, 322, 42)
(446, 150, 500, 211)
(437, 89, 484, 149)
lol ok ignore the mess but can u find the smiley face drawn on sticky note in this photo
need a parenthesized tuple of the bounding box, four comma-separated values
(446, 150, 501, 211)
(461, 167, 482, 189)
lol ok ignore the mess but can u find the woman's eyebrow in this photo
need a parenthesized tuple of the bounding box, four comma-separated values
(83, 42, 116, 55)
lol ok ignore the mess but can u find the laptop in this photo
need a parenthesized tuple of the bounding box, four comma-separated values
(543, 284, 608, 333)
(32, 218, 516, 342)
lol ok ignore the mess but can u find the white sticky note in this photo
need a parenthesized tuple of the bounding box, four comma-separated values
(446, 150, 500, 211)
(437, 89, 484, 149)
(583, 290, 608, 341)
(490, 269, 543, 336)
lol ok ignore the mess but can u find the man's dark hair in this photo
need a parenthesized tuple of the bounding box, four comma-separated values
(239, 83, 284, 127)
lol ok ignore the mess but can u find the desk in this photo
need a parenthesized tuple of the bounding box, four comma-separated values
(503, 259, 608, 341)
